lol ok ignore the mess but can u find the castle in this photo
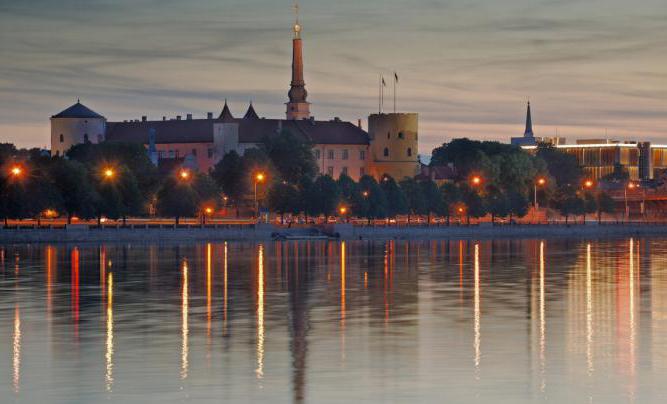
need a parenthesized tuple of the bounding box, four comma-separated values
(50, 14, 420, 182)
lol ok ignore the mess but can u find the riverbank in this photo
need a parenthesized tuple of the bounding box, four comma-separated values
(2, 222, 667, 244)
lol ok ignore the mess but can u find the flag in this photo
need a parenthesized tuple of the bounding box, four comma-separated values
(394, 72, 398, 83)
(381, 76, 386, 87)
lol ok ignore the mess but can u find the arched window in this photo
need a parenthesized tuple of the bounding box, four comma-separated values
(83, 134, 89, 143)
(59, 134, 64, 143)
(407, 147, 412, 157)
(383, 147, 389, 157)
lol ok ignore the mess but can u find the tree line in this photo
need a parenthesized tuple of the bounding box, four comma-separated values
(1, 134, 617, 225)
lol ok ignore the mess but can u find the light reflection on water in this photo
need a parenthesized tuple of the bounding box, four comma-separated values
(0, 238, 667, 403)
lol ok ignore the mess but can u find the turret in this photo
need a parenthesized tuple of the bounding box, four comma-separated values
(50, 100, 106, 156)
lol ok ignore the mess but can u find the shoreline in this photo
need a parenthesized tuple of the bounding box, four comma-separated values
(1, 223, 667, 244)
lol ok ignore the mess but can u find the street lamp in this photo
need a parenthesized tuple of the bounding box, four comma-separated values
(625, 182, 637, 220)
(534, 177, 546, 209)
(254, 172, 266, 219)
(203, 207, 213, 224)
(103, 167, 115, 180)
(471, 175, 482, 187)
(362, 190, 369, 198)
(10, 165, 23, 178)
(179, 169, 191, 181)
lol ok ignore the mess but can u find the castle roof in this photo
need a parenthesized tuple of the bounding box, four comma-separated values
(105, 116, 369, 146)
(243, 103, 259, 120)
(218, 101, 234, 122)
(52, 101, 104, 119)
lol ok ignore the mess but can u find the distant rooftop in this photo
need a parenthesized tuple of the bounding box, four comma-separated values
(52, 101, 104, 119)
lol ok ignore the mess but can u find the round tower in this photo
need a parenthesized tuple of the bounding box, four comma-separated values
(367, 113, 419, 181)
(50, 100, 106, 156)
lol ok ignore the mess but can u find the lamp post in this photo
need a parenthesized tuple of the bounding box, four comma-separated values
(625, 182, 637, 221)
(103, 167, 115, 180)
(254, 172, 265, 219)
(10, 165, 23, 178)
(534, 177, 546, 209)
(470, 175, 482, 187)
(178, 169, 190, 181)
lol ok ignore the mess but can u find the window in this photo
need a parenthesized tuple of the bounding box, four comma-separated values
(359, 150, 366, 160)
(387, 132, 390, 139)
(169, 150, 175, 158)
(83, 134, 89, 143)
(398, 132, 404, 139)
(208, 148, 214, 158)
(327, 166, 334, 177)
(328, 150, 335, 160)
(191, 148, 197, 156)
(59, 134, 64, 143)
(342, 149, 349, 160)
(383, 147, 389, 157)
(342, 167, 348, 176)
(360, 167, 365, 177)
(314, 149, 320, 160)
(407, 147, 412, 157)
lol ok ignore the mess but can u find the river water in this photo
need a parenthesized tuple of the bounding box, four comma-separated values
(1, 238, 666, 403)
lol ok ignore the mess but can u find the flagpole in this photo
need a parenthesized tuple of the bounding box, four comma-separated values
(381, 75, 384, 114)
(378, 74, 381, 114)
(393, 72, 397, 113)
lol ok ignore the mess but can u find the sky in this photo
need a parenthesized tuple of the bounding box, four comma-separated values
(0, 0, 665, 153)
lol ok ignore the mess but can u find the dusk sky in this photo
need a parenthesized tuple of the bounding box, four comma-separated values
(1, 0, 665, 153)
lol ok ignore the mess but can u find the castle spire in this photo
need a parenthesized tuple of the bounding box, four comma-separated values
(524, 101, 534, 138)
(286, 1, 310, 120)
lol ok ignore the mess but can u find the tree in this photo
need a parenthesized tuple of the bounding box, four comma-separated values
(356, 175, 388, 222)
(305, 175, 340, 218)
(156, 177, 199, 224)
(50, 159, 98, 223)
(484, 187, 509, 223)
(268, 182, 302, 223)
(507, 190, 529, 222)
(601, 163, 629, 182)
(583, 191, 598, 223)
(380, 175, 408, 217)
(212, 151, 246, 217)
(337, 174, 359, 205)
(440, 182, 462, 225)
(597, 192, 616, 223)
(420, 179, 445, 224)
(261, 130, 317, 184)
(554, 189, 585, 224)
(536, 144, 583, 188)
(193, 173, 221, 209)
(399, 178, 426, 224)
(460, 184, 486, 224)
(430, 138, 519, 179)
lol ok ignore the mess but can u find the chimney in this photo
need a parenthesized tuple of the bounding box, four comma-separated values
(357, 119, 362, 129)
(176, 115, 181, 120)
(142, 116, 147, 122)
(207, 112, 213, 119)
(186, 114, 192, 120)
(162, 116, 166, 121)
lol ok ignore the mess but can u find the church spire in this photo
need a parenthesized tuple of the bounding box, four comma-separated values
(524, 101, 534, 138)
(286, 1, 310, 120)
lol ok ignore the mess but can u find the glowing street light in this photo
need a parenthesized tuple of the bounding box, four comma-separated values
(103, 167, 115, 180)
(625, 182, 639, 220)
(254, 172, 266, 219)
(339, 206, 348, 215)
(470, 175, 482, 187)
(534, 177, 547, 209)
(205, 207, 213, 215)
(179, 169, 191, 181)
(583, 179, 594, 189)
(9, 165, 23, 179)
(362, 191, 369, 198)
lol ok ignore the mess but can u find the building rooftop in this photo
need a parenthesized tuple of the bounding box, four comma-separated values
(52, 101, 105, 119)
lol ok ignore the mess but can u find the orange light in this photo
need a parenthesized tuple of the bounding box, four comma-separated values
(179, 169, 190, 180)
(584, 180, 594, 188)
(339, 206, 347, 215)
(10, 166, 22, 177)
(471, 176, 482, 186)
(43, 209, 57, 218)
(458, 207, 464, 213)
(628, 182, 636, 189)
(255, 172, 265, 182)
(362, 191, 369, 197)
(537, 177, 546, 186)
(205, 207, 213, 215)
(103, 168, 115, 179)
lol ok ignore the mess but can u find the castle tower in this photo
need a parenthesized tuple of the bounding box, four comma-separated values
(286, 3, 310, 120)
(367, 113, 420, 181)
(50, 100, 106, 156)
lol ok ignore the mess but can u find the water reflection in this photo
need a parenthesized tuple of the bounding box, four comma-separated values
(1, 238, 667, 402)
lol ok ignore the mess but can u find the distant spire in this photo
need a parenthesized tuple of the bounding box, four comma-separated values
(524, 101, 534, 138)
(286, 1, 310, 120)
(244, 102, 259, 120)
(218, 99, 234, 121)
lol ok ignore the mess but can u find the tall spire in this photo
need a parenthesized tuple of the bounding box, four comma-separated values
(524, 101, 534, 138)
(286, 1, 310, 120)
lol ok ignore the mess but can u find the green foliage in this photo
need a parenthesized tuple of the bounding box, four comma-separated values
(536, 144, 583, 188)
(507, 190, 529, 219)
(211, 151, 246, 207)
(156, 177, 200, 223)
(430, 138, 520, 178)
(261, 130, 317, 184)
(193, 173, 221, 208)
(440, 182, 462, 219)
(355, 175, 388, 219)
(268, 182, 302, 217)
(380, 175, 408, 217)
(399, 178, 427, 217)
(306, 175, 340, 217)
(484, 188, 510, 221)
(460, 184, 486, 219)
(50, 159, 98, 222)
(420, 179, 446, 217)
(601, 163, 630, 182)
